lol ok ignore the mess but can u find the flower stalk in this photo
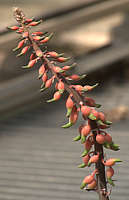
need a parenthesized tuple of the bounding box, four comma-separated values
(11, 7, 122, 200)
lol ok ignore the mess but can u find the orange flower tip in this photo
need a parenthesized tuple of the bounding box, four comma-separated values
(80, 182, 86, 190)
(78, 163, 86, 168)
(81, 135, 86, 144)
(73, 135, 81, 141)
(47, 98, 55, 103)
(62, 122, 73, 128)
(95, 104, 101, 108)
(22, 65, 30, 69)
(107, 178, 115, 186)
(88, 113, 96, 120)
(81, 150, 89, 157)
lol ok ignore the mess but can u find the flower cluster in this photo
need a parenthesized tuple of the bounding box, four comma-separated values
(10, 7, 122, 199)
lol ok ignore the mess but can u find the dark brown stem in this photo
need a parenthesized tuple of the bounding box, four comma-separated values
(89, 120, 109, 200)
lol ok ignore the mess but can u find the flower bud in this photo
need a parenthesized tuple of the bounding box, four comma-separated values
(24, 18, 33, 23)
(80, 170, 97, 189)
(36, 49, 43, 57)
(66, 95, 74, 117)
(83, 83, 99, 92)
(42, 72, 48, 83)
(67, 74, 86, 81)
(106, 167, 114, 178)
(102, 158, 122, 166)
(98, 112, 106, 122)
(32, 31, 43, 35)
(47, 91, 62, 103)
(40, 33, 53, 43)
(96, 134, 105, 144)
(33, 35, 43, 41)
(62, 105, 78, 128)
(81, 137, 93, 157)
(40, 77, 53, 92)
(22, 58, 37, 68)
(57, 81, 65, 93)
(57, 56, 70, 63)
(28, 20, 42, 26)
(46, 51, 63, 58)
(30, 53, 36, 60)
(53, 66, 64, 73)
(13, 39, 25, 51)
(88, 153, 99, 166)
(17, 46, 29, 57)
(87, 179, 97, 190)
(62, 63, 76, 71)
(104, 133, 112, 143)
(38, 64, 46, 78)
(73, 85, 83, 92)
(81, 124, 91, 137)
(22, 31, 29, 38)
(106, 167, 115, 186)
(8, 26, 19, 30)
(81, 105, 91, 118)
(78, 154, 90, 168)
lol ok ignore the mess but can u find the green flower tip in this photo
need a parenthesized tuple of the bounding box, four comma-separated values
(88, 113, 96, 120)
(107, 178, 115, 186)
(81, 150, 89, 157)
(22, 65, 30, 69)
(62, 122, 73, 128)
(80, 182, 86, 190)
(73, 135, 81, 141)
(78, 163, 86, 168)
(47, 98, 55, 103)
(81, 135, 86, 144)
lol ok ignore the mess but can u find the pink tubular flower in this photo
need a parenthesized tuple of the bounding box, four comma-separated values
(88, 153, 99, 166)
(102, 158, 122, 166)
(80, 170, 97, 189)
(96, 134, 105, 144)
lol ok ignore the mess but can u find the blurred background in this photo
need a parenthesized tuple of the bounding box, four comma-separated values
(0, 0, 129, 200)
